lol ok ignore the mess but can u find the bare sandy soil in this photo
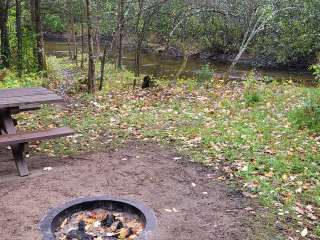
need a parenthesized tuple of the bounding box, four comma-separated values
(0, 143, 275, 240)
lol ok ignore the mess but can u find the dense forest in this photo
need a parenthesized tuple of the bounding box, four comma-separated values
(0, 1, 320, 240)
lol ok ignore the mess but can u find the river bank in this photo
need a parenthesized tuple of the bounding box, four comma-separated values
(44, 31, 315, 69)
(44, 39, 315, 85)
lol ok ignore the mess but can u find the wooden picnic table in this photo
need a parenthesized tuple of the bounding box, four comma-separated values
(0, 87, 74, 177)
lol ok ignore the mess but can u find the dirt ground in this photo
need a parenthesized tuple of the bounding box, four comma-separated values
(0, 143, 275, 240)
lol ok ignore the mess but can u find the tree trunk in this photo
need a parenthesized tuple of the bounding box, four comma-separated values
(117, 0, 125, 69)
(85, 0, 95, 93)
(66, 31, 73, 58)
(81, 17, 84, 69)
(72, 17, 77, 65)
(99, 40, 108, 91)
(29, 0, 37, 64)
(111, 31, 117, 68)
(135, 38, 142, 78)
(133, 0, 144, 87)
(95, 28, 100, 60)
(0, 0, 11, 68)
(16, 0, 23, 76)
(175, 50, 189, 81)
(33, 0, 46, 71)
(226, 8, 265, 79)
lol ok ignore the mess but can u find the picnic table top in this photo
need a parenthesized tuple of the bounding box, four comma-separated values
(0, 87, 63, 109)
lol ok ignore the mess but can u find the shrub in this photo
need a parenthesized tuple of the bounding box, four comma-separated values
(309, 64, 320, 84)
(289, 91, 320, 132)
(243, 72, 263, 105)
(0, 70, 42, 88)
(315, 225, 320, 237)
(196, 64, 214, 86)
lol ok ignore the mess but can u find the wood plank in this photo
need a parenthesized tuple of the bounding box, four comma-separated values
(0, 93, 63, 108)
(0, 87, 50, 98)
(0, 127, 74, 146)
(10, 104, 42, 115)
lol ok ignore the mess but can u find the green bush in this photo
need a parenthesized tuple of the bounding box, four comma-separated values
(243, 72, 262, 105)
(315, 225, 320, 237)
(310, 64, 320, 84)
(289, 91, 320, 132)
(0, 70, 42, 88)
(196, 64, 214, 86)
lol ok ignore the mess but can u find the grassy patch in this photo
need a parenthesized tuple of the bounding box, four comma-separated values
(289, 88, 320, 132)
(4, 56, 320, 239)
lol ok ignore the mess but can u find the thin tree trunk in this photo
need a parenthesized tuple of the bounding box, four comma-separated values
(34, 0, 46, 71)
(95, 28, 100, 59)
(72, 17, 77, 65)
(111, 31, 117, 68)
(175, 49, 188, 81)
(135, 38, 142, 78)
(85, 0, 95, 93)
(99, 40, 108, 91)
(81, 17, 84, 69)
(117, 0, 124, 69)
(16, 0, 23, 76)
(0, 0, 11, 68)
(133, 0, 144, 86)
(67, 32, 73, 59)
(226, 8, 265, 79)
(29, 0, 37, 64)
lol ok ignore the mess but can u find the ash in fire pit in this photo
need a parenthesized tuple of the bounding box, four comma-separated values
(40, 196, 157, 240)
(56, 208, 144, 239)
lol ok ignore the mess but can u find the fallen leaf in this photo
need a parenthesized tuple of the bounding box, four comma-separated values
(301, 228, 308, 237)
(43, 167, 53, 171)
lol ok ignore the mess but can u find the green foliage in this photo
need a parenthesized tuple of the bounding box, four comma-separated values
(315, 225, 320, 237)
(309, 64, 320, 83)
(289, 90, 320, 132)
(7, 5, 38, 73)
(43, 14, 65, 32)
(196, 64, 214, 86)
(256, 0, 320, 65)
(0, 70, 42, 88)
(243, 73, 263, 105)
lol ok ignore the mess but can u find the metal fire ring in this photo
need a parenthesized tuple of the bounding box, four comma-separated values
(39, 195, 157, 240)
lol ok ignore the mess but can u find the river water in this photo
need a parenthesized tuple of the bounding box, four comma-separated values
(45, 41, 315, 85)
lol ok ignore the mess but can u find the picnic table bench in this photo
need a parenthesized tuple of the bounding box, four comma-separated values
(0, 87, 74, 177)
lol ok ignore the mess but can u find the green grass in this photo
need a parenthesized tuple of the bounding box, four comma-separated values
(4, 56, 320, 239)
(289, 88, 320, 132)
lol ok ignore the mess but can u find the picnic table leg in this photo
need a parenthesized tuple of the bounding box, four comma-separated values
(0, 110, 29, 177)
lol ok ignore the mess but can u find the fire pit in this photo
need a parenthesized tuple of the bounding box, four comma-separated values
(40, 196, 157, 240)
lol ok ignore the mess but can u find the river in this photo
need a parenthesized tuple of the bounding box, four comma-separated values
(45, 41, 315, 85)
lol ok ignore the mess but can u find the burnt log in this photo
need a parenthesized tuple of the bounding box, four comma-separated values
(142, 75, 152, 89)
(101, 213, 115, 227)
(66, 220, 93, 240)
